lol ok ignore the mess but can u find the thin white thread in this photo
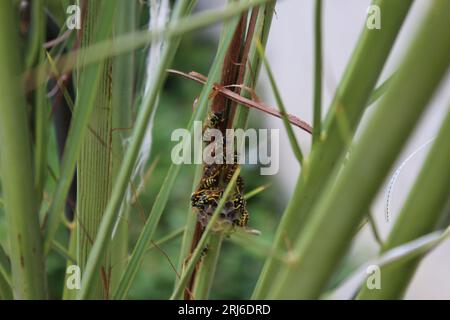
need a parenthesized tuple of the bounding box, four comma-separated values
(132, 0, 169, 188)
(112, 0, 170, 239)
(385, 137, 436, 222)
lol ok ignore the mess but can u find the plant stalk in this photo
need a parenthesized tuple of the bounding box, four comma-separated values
(0, 1, 47, 299)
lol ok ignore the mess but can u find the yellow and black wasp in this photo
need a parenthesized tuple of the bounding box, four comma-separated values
(203, 110, 225, 132)
(198, 163, 222, 190)
(191, 110, 250, 229)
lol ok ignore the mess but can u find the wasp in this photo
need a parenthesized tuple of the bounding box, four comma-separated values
(236, 176, 245, 194)
(223, 163, 238, 182)
(229, 193, 248, 227)
(232, 193, 245, 210)
(238, 208, 249, 227)
(203, 110, 225, 133)
(198, 163, 222, 190)
(223, 152, 245, 193)
(190, 188, 223, 210)
(223, 171, 245, 194)
(200, 176, 218, 189)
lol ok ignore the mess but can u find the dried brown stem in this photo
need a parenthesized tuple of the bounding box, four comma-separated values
(168, 69, 313, 134)
(227, 7, 260, 127)
(185, 13, 249, 300)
